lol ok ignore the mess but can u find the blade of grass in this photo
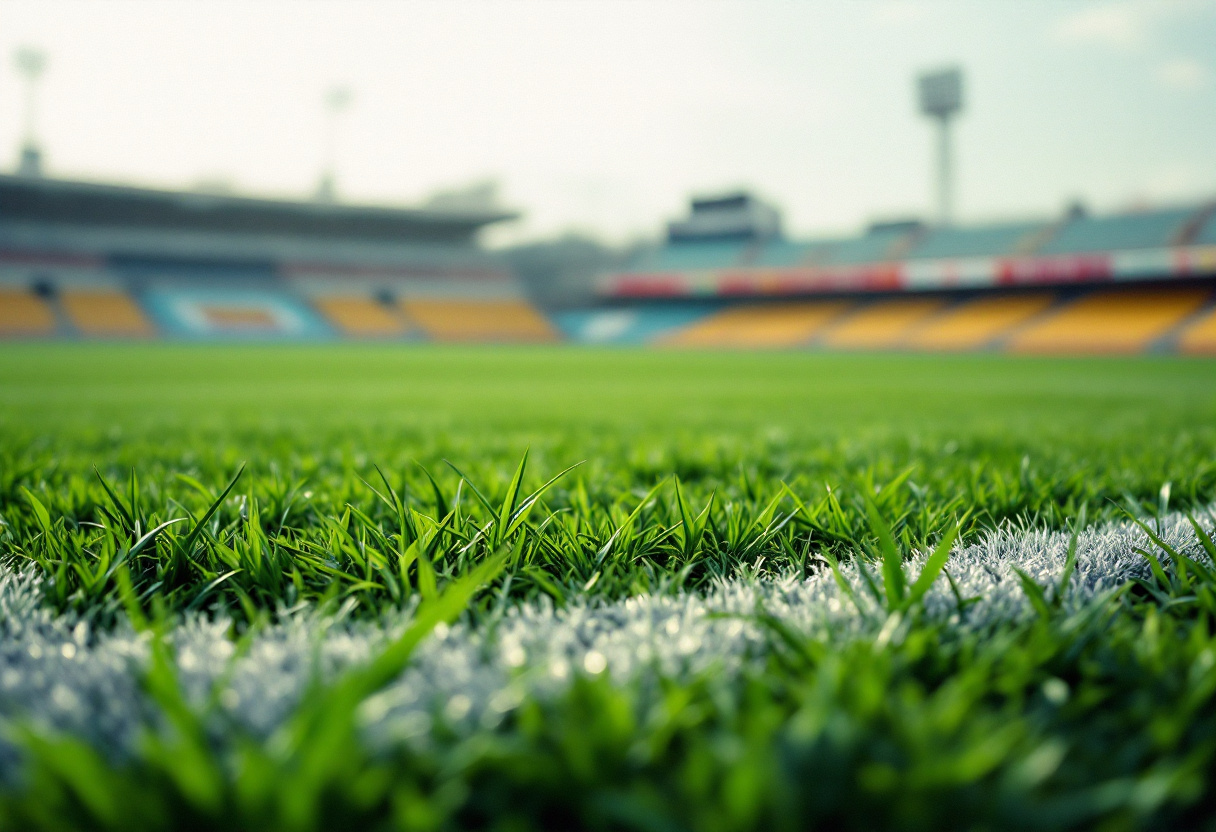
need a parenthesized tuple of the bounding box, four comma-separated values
(177, 464, 246, 559)
(904, 519, 960, 611)
(865, 496, 905, 610)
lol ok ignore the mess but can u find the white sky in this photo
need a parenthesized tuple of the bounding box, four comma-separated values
(1, 0, 1214, 246)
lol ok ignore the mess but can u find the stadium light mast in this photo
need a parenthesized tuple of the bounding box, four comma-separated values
(315, 85, 353, 203)
(13, 46, 48, 177)
(917, 67, 963, 226)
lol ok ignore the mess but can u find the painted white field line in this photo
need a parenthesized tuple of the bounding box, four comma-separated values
(0, 510, 1210, 773)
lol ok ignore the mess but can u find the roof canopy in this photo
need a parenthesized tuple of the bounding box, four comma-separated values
(0, 175, 517, 245)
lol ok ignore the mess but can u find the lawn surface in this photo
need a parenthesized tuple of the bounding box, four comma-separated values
(1, 345, 1216, 830)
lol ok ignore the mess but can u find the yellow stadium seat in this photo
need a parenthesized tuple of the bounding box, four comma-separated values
(662, 301, 853, 348)
(60, 290, 154, 337)
(1176, 306, 1216, 354)
(819, 297, 946, 350)
(313, 297, 409, 337)
(906, 294, 1055, 351)
(0, 289, 56, 336)
(1008, 289, 1208, 354)
(399, 299, 557, 343)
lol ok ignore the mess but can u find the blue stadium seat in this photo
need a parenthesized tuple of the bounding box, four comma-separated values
(631, 241, 750, 271)
(819, 226, 917, 265)
(1194, 211, 1216, 246)
(907, 222, 1045, 260)
(1037, 208, 1198, 255)
(750, 239, 837, 267)
(551, 305, 717, 344)
(141, 287, 333, 340)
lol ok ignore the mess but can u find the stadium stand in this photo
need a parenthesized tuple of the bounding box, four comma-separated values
(1173, 204, 1215, 246)
(1008, 289, 1209, 354)
(4, 176, 1216, 354)
(819, 297, 946, 350)
(1194, 211, 1216, 246)
(60, 290, 154, 337)
(601, 197, 1216, 303)
(1176, 304, 1216, 354)
(1036, 208, 1197, 255)
(311, 297, 411, 338)
(749, 239, 836, 268)
(907, 223, 1042, 260)
(631, 240, 751, 271)
(141, 287, 335, 339)
(0, 288, 56, 336)
(550, 306, 716, 344)
(819, 223, 920, 265)
(906, 293, 1055, 351)
(0, 174, 540, 343)
(662, 301, 852, 348)
(399, 299, 557, 343)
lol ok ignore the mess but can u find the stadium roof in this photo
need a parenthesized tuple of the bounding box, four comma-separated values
(0, 175, 518, 245)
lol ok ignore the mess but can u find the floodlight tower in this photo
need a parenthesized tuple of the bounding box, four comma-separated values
(315, 85, 353, 202)
(917, 67, 963, 226)
(14, 46, 48, 177)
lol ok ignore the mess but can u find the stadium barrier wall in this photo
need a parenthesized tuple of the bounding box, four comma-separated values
(599, 245, 1216, 299)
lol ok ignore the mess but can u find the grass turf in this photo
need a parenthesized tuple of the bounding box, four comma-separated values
(1, 344, 1216, 830)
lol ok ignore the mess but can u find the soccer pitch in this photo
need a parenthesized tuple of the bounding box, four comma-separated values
(2, 345, 1216, 830)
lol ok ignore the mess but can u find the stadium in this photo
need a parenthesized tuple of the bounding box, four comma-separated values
(573, 192, 1216, 352)
(4, 5, 1216, 831)
(3, 174, 1216, 354)
(0, 173, 555, 343)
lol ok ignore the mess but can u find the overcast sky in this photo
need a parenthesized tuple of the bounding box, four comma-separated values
(1, 0, 1214, 245)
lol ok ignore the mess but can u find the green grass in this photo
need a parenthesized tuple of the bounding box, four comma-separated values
(2, 345, 1214, 617)
(2, 344, 1216, 830)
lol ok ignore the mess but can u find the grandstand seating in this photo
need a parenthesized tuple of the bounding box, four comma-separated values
(5, 171, 1216, 352)
(1008, 289, 1209, 353)
(818, 297, 946, 350)
(906, 294, 1054, 351)
(141, 287, 334, 339)
(1176, 305, 1216, 354)
(60, 290, 154, 337)
(820, 227, 916, 265)
(907, 223, 1043, 260)
(749, 239, 837, 268)
(1036, 208, 1198, 255)
(551, 306, 715, 344)
(0, 288, 56, 336)
(630, 241, 750, 271)
(399, 299, 557, 342)
(662, 301, 852, 348)
(311, 297, 411, 338)
(1195, 212, 1216, 246)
